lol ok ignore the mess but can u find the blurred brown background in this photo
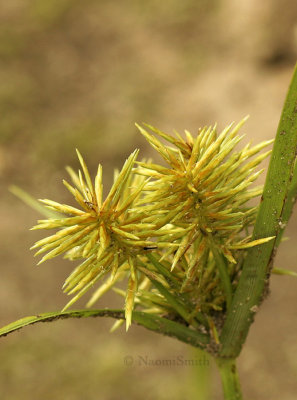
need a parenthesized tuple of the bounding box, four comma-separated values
(1, 1, 297, 399)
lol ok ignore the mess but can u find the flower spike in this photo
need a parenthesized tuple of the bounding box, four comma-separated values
(31, 119, 273, 331)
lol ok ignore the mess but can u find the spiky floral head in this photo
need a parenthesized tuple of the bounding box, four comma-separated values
(31, 149, 176, 329)
(31, 118, 273, 332)
(133, 119, 273, 314)
(136, 118, 273, 265)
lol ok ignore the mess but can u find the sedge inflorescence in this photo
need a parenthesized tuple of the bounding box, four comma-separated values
(31, 118, 273, 331)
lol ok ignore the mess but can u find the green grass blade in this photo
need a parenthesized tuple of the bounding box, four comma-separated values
(272, 267, 297, 277)
(9, 185, 62, 218)
(0, 309, 209, 349)
(149, 278, 200, 327)
(145, 253, 180, 288)
(141, 255, 209, 327)
(274, 158, 297, 247)
(220, 63, 297, 358)
(208, 238, 232, 309)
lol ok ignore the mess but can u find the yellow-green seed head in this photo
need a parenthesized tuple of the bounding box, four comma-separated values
(31, 119, 273, 330)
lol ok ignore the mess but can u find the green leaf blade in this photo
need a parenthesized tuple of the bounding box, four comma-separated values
(0, 309, 210, 349)
(220, 63, 297, 358)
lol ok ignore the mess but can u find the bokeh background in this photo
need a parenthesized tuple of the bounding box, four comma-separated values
(1, 1, 297, 399)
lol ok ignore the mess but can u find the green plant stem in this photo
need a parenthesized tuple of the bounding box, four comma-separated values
(190, 348, 211, 400)
(216, 358, 242, 400)
(220, 63, 297, 358)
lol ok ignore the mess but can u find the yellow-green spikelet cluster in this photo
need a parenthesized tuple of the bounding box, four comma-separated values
(31, 118, 273, 331)
(135, 118, 273, 292)
(31, 149, 176, 329)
